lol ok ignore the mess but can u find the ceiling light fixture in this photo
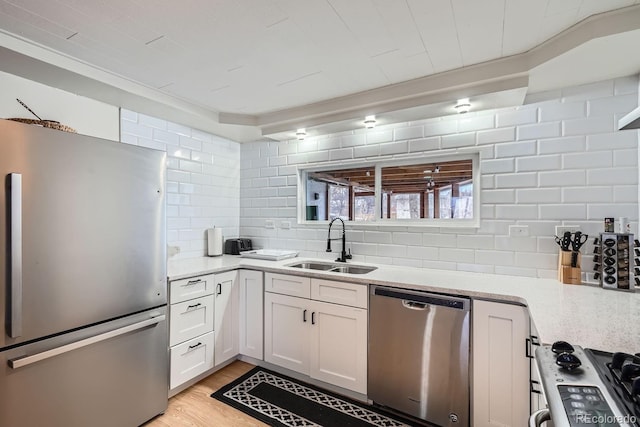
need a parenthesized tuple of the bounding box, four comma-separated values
(455, 98, 471, 114)
(296, 128, 306, 140)
(364, 115, 376, 129)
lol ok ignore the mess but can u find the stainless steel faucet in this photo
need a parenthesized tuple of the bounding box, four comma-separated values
(326, 217, 352, 263)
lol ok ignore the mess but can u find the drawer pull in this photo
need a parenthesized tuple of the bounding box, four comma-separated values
(183, 279, 202, 286)
(186, 303, 202, 310)
(188, 342, 202, 350)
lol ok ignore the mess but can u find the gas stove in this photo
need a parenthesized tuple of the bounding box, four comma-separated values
(535, 342, 639, 427)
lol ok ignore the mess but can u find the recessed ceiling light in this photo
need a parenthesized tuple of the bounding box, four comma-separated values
(364, 115, 376, 129)
(455, 98, 471, 114)
(296, 128, 306, 140)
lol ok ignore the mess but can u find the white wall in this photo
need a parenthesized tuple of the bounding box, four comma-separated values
(0, 70, 119, 140)
(239, 76, 640, 279)
(120, 109, 240, 260)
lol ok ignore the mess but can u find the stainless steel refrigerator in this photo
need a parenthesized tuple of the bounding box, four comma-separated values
(0, 119, 168, 427)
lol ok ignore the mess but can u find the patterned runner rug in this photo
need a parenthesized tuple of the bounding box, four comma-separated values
(211, 366, 417, 427)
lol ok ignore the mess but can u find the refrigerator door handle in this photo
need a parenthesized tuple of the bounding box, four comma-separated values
(8, 314, 166, 369)
(9, 173, 23, 338)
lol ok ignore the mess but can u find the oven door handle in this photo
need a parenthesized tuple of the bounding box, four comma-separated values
(528, 408, 551, 427)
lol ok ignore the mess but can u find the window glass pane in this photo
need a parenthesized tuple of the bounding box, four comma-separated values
(354, 195, 375, 221)
(328, 185, 349, 220)
(390, 193, 421, 219)
(439, 186, 452, 219)
(453, 181, 473, 219)
(427, 192, 434, 219)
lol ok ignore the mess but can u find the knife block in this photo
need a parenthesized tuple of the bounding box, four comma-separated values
(558, 250, 581, 284)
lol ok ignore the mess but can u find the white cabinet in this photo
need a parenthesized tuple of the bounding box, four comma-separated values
(239, 270, 264, 360)
(472, 299, 530, 427)
(213, 270, 239, 366)
(264, 275, 367, 394)
(310, 299, 367, 393)
(168, 274, 216, 390)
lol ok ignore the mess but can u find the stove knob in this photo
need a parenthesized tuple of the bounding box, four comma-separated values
(556, 352, 582, 371)
(621, 363, 640, 382)
(552, 341, 575, 354)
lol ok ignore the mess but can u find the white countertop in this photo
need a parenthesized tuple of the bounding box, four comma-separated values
(168, 255, 640, 354)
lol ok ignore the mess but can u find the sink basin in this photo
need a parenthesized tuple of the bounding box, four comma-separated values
(287, 261, 377, 274)
(288, 262, 335, 271)
(327, 265, 377, 274)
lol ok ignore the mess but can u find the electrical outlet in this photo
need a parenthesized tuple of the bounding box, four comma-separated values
(555, 225, 580, 236)
(265, 220, 275, 229)
(509, 225, 530, 237)
(280, 221, 291, 229)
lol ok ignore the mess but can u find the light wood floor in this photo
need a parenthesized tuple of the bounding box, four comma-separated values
(145, 361, 268, 427)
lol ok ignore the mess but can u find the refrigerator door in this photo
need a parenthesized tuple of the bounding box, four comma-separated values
(0, 120, 166, 349)
(0, 307, 168, 427)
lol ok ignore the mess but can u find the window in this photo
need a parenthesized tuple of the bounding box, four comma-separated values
(298, 153, 479, 227)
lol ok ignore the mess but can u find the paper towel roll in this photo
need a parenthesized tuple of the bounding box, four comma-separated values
(207, 228, 223, 256)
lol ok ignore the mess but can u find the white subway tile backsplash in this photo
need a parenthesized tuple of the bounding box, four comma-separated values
(517, 122, 561, 140)
(235, 76, 638, 278)
(480, 159, 516, 173)
(329, 148, 354, 160)
(482, 189, 516, 204)
(562, 186, 612, 203)
(408, 137, 440, 152)
(516, 188, 561, 203)
(394, 126, 424, 141)
(354, 144, 380, 157)
(613, 149, 638, 167)
(476, 127, 515, 145)
(495, 140, 536, 158)
(538, 204, 586, 220)
(563, 115, 613, 136)
(179, 135, 203, 151)
(496, 108, 537, 127)
(538, 170, 585, 187)
(538, 136, 585, 154)
(587, 167, 638, 185)
(380, 141, 408, 155)
(441, 132, 476, 149)
(563, 151, 612, 169)
(424, 119, 458, 137)
(495, 172, 537, 188)
(341, 133, 367, 147)
(458, 114, 494, 132)
(366, 130, 393, 144)
(539, 101, 585, 122)
(516, 154, 561, 172)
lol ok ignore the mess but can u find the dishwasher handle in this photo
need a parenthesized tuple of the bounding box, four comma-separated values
(373, 286, 469, 311)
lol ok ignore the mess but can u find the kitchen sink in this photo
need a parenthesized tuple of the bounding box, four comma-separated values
(287, 261, 377, 274)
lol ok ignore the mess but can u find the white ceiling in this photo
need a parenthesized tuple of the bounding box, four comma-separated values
(0, 0, 639, 141)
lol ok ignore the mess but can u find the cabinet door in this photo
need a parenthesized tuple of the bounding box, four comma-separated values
(473, 300, 530, 427)
(309, 300, 367, 394)
(265, 273, 311, 299)
(214, 271, 239, 366)
(264, 292, 310, 375)
(239, 270, 264, 360)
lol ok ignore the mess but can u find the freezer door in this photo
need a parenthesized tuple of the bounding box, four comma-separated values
(0, 120, 166, 348)
(0, 307, 168, 427)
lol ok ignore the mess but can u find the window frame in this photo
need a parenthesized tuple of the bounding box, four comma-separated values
(296, 152, 480, 228)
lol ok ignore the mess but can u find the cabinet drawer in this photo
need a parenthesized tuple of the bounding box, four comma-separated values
(170, 331, 214, 389)
(311, 279, 367, 309)
(169, 274, 214, 304)
(265, 273, 311, 299)
(170, 295, 214, 346)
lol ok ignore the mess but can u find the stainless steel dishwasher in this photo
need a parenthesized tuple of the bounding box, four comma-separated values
(368, 285, 470, 426)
